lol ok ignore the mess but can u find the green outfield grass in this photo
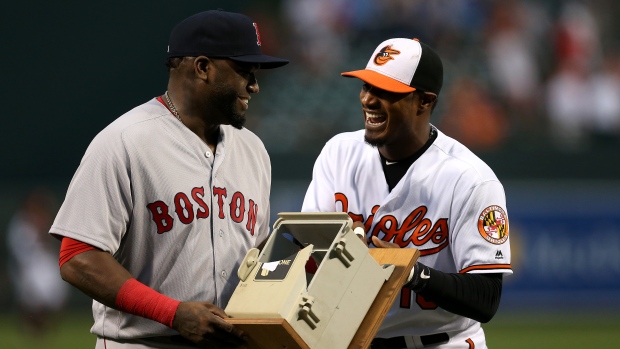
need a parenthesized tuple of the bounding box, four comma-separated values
(1, 310, 619, 349)
(1, 311, 95, 349)
(484, 311, 620, 349)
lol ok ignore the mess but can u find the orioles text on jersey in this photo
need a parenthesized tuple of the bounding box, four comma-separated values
(335, 193, 449, 255)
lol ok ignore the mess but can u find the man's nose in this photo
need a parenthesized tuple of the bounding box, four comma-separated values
(248, 75, 259, 94)
(361, 88, 378, 106)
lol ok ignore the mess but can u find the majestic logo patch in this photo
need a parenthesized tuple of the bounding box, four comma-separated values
(374, 45, 400, 65)
(478, 205, 509, 244)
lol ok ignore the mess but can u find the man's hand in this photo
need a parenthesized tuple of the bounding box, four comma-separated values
(371, 235, 400, 248)
(351, 222, 401, 248)
(172, 302, 248, 348)
(352, 221, 367, 243)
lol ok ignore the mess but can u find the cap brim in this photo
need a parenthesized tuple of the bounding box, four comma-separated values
(230, 54, 289, 69)
(341, 69, 416, 93)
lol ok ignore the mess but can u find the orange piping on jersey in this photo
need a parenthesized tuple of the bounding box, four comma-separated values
(466, 338, 475, 348)
(459, 264, 511, 274)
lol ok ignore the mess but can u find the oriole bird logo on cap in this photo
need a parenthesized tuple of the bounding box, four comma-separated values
(374, 45, 401, 66)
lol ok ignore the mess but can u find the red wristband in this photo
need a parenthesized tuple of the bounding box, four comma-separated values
(115, 278, 181, 328)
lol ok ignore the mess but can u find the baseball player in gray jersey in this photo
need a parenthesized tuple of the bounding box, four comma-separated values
(50, 10, 287, 348)
(302, 38, 512, 348)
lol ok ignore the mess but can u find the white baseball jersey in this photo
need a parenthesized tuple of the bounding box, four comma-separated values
(302, 127, 512, 339)
(50, 97, 271, 339)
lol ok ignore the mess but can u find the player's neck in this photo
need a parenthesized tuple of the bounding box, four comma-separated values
(379, 125, 433, 161)
(187, 121, 219, 152)
(162, 91, 218, 152)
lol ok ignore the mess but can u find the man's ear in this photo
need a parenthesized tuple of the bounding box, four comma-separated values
(417, 92, 438, 113)
(193, 56, 211, 81)
(421, 92, 438, 108)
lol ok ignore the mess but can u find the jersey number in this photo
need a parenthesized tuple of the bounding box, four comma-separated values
(400, 287, 437, 310)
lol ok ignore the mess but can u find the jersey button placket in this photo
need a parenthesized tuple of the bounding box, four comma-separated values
(218, 230, 226, 279)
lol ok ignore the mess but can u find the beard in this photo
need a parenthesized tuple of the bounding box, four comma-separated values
(210, 84, 246, 129)
(364, 134, 384, 148)
(227, 111, 246, 129)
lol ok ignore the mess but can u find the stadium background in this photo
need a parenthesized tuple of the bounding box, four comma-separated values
(1, 0, 619, 348)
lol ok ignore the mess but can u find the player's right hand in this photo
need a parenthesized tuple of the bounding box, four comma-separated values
(371, 235, 400, 248)
(172, 301, 248, 348)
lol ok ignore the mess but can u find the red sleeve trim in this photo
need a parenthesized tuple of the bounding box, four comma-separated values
(459, 264, 512, 274)
(115, 278, 181, 328)
(59, 237, 97, 268)
(157, 95, 175, 114)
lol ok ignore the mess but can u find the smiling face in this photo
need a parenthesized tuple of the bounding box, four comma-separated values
(207, 59, 260, 129)
(360, 83, 420, 150)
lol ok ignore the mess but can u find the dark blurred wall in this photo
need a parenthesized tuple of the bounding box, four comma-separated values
(0, 0, 279, 181)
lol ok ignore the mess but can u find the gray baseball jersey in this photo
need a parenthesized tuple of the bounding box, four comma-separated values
(50, 97, 270, 339)
(302, 128, 512, 338)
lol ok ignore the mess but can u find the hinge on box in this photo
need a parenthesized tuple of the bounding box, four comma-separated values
(298, 295, 320, 329)
(332, 238, 355, 267)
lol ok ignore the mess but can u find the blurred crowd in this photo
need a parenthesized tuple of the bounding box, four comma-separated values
(249, 0, 620, 154)
(5, 188, 68, 335)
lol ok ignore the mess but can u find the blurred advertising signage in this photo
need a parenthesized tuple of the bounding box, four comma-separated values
(506, 212, 620, 291)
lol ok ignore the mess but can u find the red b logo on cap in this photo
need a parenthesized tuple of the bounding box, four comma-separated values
(253, 23, 262, 46)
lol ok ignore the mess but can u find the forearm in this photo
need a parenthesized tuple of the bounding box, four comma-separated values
(60, 247, 180, 327)
(408, 263, 503, 323)
(56, 239, 245, 345)
(60, 249, 133, 308)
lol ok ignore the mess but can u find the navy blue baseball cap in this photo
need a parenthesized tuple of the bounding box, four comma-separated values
(167, 10, 289, 69)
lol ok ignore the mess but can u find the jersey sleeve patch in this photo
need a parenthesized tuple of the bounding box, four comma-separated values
(477, 205, 509, 245)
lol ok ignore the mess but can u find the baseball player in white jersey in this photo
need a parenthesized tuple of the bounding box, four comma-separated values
(49, 10, 287, 348)
(302, 38, 512, 348)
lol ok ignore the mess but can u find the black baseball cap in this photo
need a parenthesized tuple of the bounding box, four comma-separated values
(167, 10, 289, 69)
(342, 38, 443, 94)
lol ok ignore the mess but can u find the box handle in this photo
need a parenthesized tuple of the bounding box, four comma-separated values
(237, 248, 260, 281)
(298, 295, 320, 329)
(332, 238, 355, 267)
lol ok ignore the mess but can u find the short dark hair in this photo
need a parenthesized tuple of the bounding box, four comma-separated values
(165, 57, 184, 72)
